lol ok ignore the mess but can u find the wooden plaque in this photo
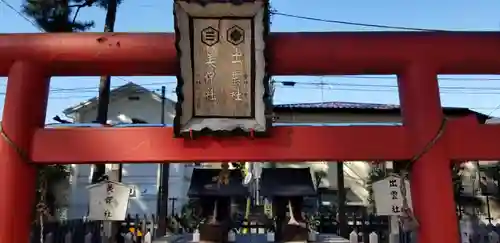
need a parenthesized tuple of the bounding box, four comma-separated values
(173, 0, 272, 137)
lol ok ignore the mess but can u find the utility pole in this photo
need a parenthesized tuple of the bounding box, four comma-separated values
(92, 0, 119, 185)
(156, 86, 169, 237)
(94, 2, 119, 235)
(337, 161, 347, 237)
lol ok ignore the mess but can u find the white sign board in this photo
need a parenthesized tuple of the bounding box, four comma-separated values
(372, 175, 413, 216)
(87, 181, 130, 221)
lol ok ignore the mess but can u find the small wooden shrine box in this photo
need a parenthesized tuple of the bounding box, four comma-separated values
(260, 168, 317, 243)
(188, 168, 248, 243)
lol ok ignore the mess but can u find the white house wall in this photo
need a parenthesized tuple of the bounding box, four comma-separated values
(67, 92, 192, 219)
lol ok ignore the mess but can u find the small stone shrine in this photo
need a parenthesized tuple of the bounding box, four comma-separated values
(188, 168, 248, 243)
(260, 168, 317, 243)
(173, 0, 272, 137)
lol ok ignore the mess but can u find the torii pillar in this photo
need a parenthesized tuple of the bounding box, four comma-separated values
(398, 63, 459, 243)
(0, 62, 50, 243)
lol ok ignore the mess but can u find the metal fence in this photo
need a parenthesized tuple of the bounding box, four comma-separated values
(30, 214, 500, 243)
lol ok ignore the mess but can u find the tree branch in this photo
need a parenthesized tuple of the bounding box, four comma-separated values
(68, 0, 97, 8)
(71, 0, 97, 25)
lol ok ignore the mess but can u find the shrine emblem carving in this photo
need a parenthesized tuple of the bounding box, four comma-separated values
(173, 0, 272, 138)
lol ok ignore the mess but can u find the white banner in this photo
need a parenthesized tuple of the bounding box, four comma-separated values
(87, 181, 130, 221)
(372, 175, 413, 216)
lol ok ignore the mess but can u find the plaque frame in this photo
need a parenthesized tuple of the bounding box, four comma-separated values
(173, 0, 272, 138)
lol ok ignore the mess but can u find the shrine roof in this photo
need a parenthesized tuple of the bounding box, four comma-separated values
(260, 168, 316, 197)
(187, 168, 249, 198)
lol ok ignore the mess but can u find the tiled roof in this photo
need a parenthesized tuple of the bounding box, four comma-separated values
(273, 101, 490, 121)
(187, 168, 248, 197)
(260, 168, 316, 197)
(274, 101, 400, 110)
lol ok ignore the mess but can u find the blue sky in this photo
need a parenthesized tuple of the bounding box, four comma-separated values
(2, 0, 500, 122)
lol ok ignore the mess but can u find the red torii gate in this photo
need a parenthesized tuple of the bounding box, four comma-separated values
(1, 32, 500, 243)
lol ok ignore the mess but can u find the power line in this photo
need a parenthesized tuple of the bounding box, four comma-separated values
(48, 86, 500, 95)
(39, 82, 500, 95)
(309, 76, 500, 82)
(0, 81, 496, 112)
(1, 0, 451, 34)
(50, 81, 175, 92)
(21, 76, 500, 94)
(485, 103, 500, 117)
(1, 0, 497, 90)
(45, 75, 500, 93)
(274, 80, 500, 90)
(42, 92, 500, 111)
(275, 85, 500, 95)
(273, 11, 449, 32)
(3, 1, 500, 112)
(269, 11, 500, 115)
(0, 78, 499, 95)
(13, 75, 500, 93)
(0, 0, 42, 31)
(4, 73, 500, 96)
(32, 84, 500, 100)
(273, 81, 500, 94)
(0, 0, 454, 33)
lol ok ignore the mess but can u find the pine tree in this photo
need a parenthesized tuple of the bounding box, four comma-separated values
(22, 0, 94, 32)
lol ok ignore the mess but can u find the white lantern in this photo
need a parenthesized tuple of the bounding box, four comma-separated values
(193, 229, 200, 242)
(266, 232, 275, 242)
(87, 181, 130, 221)
(308, 231, 318, 242)
(228, 230, 236, 242)
(372, 175, 413, 216)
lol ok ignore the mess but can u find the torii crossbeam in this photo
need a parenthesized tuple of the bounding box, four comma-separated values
(2, 31, 500, 243)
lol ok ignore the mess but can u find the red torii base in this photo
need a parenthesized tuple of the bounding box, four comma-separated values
(3, 32, 500, 243)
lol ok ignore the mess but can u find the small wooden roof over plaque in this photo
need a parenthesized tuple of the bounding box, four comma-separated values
(188, 168, 249, 197)
(260, 168, 317, 197)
